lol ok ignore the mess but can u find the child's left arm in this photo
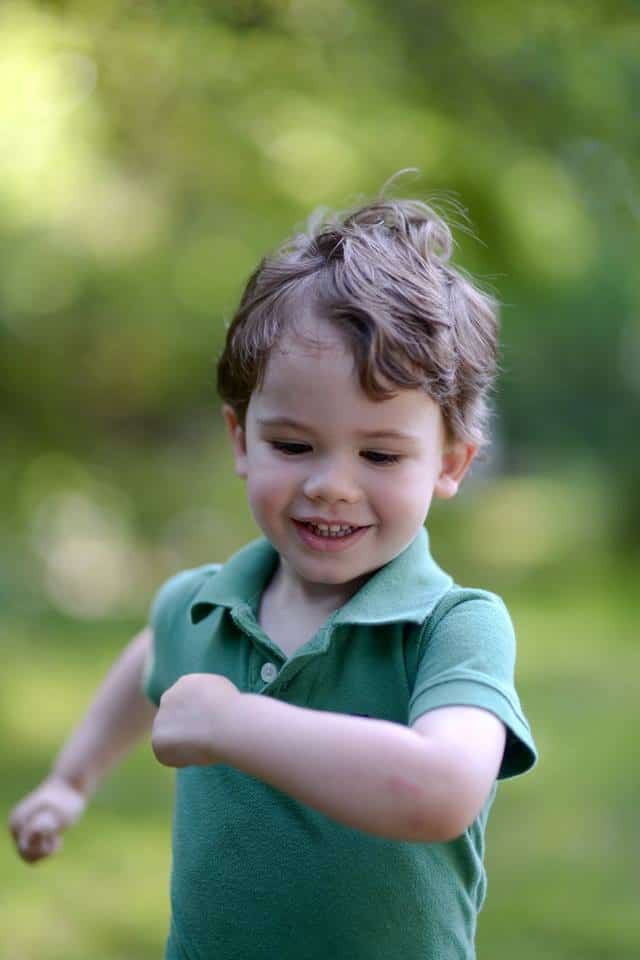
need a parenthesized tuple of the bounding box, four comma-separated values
(151, 673, 505, 843)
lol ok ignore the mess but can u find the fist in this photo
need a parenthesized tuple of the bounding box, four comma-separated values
(8, 776, 87, 864)
(151, 673, 239, 768)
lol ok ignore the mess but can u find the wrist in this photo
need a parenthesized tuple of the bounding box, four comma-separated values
(49, 766, 93, 798)
(212, 688, 248, 766)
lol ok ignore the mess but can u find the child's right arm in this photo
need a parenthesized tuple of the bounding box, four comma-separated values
(8, 625, 157, 864)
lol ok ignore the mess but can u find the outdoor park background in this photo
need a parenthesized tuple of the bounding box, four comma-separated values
(1, 2, 638, 957)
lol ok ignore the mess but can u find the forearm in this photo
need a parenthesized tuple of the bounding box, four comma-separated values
(220, 694, 454, 842)
(51, 627, 157, 797)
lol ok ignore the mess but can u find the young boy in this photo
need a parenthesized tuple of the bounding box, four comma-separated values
(9, 190, 537, 959)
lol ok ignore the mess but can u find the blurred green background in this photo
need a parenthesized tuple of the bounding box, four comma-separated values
(2, 1, 638, 957)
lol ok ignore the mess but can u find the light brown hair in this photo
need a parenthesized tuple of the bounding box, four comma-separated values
(217, 181, 500, 455)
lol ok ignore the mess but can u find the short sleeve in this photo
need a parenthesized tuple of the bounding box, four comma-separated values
(408, 589, 537, 780)
(141, 565, 220, 706)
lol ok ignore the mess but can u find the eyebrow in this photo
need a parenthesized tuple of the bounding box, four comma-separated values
(256, 416, 420, 443)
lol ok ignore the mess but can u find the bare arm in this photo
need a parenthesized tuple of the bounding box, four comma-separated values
(51, 625, 157, 796)
(9, 626, 157, 862)
(152, 675, 506, 843)
(215, 696, 505, 842)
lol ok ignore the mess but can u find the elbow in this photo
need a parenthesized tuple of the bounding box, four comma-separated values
(432, 810, 475, 843)
(402, 737, 502, 844)
(403, 772, 490, 844)
(405, 802, 472, 844)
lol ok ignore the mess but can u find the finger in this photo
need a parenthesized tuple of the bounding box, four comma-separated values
(18, 830, 62, 862)
(8, 799, 35, 839)
(16, 811, 61, 856)
(26, 808, 62, 839)
(35, 833, 62, 858)
(8, 793, 50, 838)
(17, 834, 43, 862)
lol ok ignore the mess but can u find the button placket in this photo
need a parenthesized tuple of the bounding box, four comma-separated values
(231, 604, 335, 694)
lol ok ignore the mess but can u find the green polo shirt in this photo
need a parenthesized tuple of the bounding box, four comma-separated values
(143, 526, 537, 960)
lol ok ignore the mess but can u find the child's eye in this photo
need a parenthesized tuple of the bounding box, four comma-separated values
(270, 442, 400, 465)
(362, 451, 401, 465)
(271, 441, 310, 455)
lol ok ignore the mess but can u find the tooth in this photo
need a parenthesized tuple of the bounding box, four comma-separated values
(304, 521, 358, 537)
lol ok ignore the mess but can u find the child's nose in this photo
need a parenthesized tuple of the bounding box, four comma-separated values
(302, 459, 361, 504)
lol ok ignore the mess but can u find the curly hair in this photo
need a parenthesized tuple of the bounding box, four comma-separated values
(217, 181, 500, 454)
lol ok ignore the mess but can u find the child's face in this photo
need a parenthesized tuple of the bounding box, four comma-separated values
(224, 314, 476, 597)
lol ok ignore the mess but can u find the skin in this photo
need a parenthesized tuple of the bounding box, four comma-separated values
(222, 311, 477, 615)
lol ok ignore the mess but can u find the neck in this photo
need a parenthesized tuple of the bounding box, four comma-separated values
(269, 560, 371, 614)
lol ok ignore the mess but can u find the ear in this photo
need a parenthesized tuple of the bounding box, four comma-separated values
(433, 441, 478, 500)
(222, 404, 248, 478)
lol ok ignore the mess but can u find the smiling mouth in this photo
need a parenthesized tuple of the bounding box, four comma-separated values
(291, 520, 374, 550)
(295, 520, 366, 538)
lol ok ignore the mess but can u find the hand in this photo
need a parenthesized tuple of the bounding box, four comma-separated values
(151, 673, 240, 768)
(8, 776, 87, 864)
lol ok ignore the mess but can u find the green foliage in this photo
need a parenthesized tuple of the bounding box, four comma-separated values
(0, 0, 637, 490)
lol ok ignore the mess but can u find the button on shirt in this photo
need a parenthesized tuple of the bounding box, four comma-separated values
(260, 661, 278, 683)
(143, 526, 537, 960)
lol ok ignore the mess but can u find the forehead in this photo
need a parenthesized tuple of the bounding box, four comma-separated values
(250, 314, 443, 441)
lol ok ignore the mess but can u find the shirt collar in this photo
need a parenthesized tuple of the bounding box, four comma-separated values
(190, 526, 452, 627)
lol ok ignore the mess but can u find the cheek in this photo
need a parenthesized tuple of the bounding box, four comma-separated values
(373, 467, 433, 514)
(246, 452, 296, 509)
